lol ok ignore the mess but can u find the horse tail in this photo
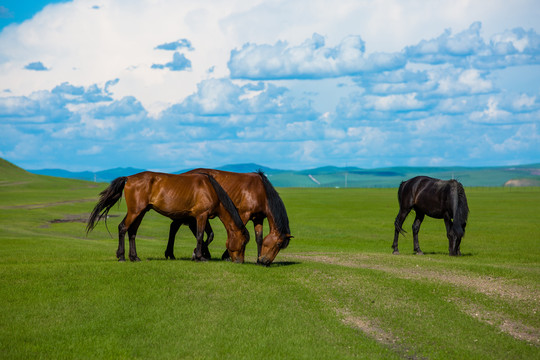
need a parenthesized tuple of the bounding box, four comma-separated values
(394, 181, 407, 236)
(86, 177, 127, 234)
(204, 174, 250, 242)
(452, 181, 469, 238)
(257, 170, 292, 246)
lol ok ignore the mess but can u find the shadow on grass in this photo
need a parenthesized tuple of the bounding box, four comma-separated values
(414, 251, 474, 257)
(145, 256, 301, 267)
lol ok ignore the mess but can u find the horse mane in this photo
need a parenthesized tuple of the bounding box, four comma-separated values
(256, 170, 291, 237)
(203, 174, 250, 240)
(451, 180, 469, 238)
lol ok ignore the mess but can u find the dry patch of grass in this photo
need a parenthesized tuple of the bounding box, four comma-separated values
(0, 199, 95, 210)
(456, 300, 540, 345)
(286, 252, 540, 349)
(336, 308, 427, 359)
(286, 253, 539, 303)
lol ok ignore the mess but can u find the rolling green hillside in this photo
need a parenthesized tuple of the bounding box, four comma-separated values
(0, 158, 100, 207)
(0, 158, 36, 182)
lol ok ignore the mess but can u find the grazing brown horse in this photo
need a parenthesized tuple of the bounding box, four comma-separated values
(392, 176, 469, 256)
(86, 172, 249, 262)
(166, 169, 293, 266)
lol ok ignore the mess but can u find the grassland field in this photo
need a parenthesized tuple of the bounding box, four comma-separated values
(0, 162, 539, 359)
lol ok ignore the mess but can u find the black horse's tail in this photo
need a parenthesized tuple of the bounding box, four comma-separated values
(257, 170, 292, 248)
(204, 174, 250, 242)
(395, 181, 407, 236)
(451, 181, 469, 239)
(86, 177, 127, 234)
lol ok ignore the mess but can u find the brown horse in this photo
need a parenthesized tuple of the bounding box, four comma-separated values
(86, 172, 250, 262)
(392, 176, 469, 256)
(166, 169, 293, 266)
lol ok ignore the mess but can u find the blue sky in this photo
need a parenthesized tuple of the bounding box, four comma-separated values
(0, 0, 539, 172)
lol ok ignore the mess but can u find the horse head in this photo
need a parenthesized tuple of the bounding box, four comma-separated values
(257, 231, 293, 266)
(449, 221, 466, 256)
(226, 227, 250, 263)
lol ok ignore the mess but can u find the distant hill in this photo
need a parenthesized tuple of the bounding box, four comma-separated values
(267, 165, 540, 188)
(18, 160, 540, 187)
(174, 163, 279, 175)
(30, 167, 146, 183)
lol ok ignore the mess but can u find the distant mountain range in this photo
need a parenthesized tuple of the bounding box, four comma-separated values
(28, 163, 540, 188)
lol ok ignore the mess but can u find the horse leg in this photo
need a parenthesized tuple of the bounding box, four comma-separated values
(444, 217, 457, 256)
(127, 213, 145, 262)
(193, 215, 209, 261)
(221, 249, 230, 260)
(165, 220, 182, 260)
(392, 208, 410, 255)
(117, 217, 128, 261)
(253, 217, 264, 258)
(203, 221, 214, 259)
(190, 219, 212, 260)
(412, 212, 425, 255)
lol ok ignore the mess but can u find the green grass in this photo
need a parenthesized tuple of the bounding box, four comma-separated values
(0, 162, 539, 359)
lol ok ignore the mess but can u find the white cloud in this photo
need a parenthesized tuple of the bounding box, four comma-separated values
(228, 33, 406, 80)
(0, 0, 539, 171)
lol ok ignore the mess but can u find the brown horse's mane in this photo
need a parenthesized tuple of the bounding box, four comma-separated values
(256, 170, 290, 237)
(202, 173, 249, 239)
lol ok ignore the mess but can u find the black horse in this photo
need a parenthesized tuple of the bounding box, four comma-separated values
(392, 176, 469, 256)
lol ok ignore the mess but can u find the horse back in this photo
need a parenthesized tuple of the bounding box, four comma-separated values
(124, 172, 218, 218)
(186, 169, 267, 214)
(400, 176, 454, 219)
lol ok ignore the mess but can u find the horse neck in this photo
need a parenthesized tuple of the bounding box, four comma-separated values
(217, 205, 241, 234)
(265, 210, 282, 235)
(217, 203, 249, 246)
(264, 202, 291, 239)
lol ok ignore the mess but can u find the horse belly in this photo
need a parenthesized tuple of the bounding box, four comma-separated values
(149, 185, 199, 219)
(414, 195, 446, 219)
(152, 205, 192, 220)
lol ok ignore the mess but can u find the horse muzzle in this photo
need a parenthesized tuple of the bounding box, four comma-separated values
(257, 256, 272, 267)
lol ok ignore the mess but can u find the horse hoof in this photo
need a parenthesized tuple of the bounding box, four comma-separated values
(130, 257, 141, 262)
(392, 250, 400, 255)
(118, 258, 126, 262)
(416, 251, 424, 256)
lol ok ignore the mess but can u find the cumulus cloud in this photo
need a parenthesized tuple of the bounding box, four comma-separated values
(24, 61, 49, 71)
(0, 80, 129, 127)
(406, 22, 540, 69)
(406, 22, 485, 63)
(152, 52, 192, 71)
(228, 33, 406, 80)
(155, 39, 194, 51)
(91, 96, 146, 121)
(161, 78, 318, 119)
